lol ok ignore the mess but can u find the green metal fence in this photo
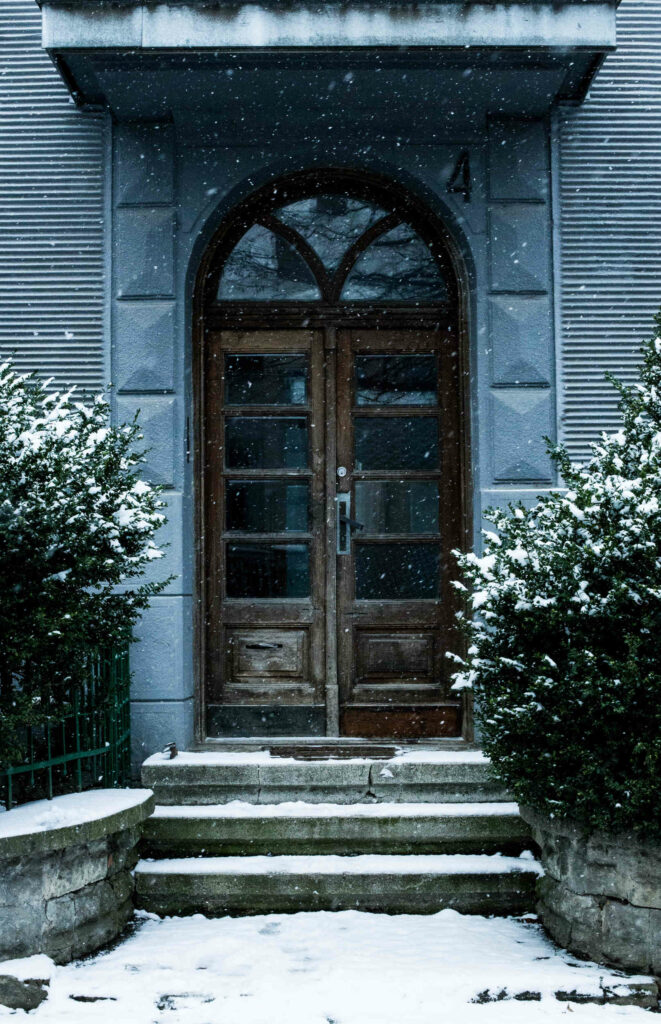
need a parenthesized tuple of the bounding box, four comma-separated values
(1, 646, 131, 809)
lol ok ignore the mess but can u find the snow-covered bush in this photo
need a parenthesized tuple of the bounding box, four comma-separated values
(451, 316, 661, 837)
(0, 363, 170, 764)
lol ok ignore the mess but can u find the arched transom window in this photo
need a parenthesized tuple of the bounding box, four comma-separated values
(216, 193, 450, 305)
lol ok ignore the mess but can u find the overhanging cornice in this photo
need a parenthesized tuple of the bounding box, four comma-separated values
(37, 1, 618, 117)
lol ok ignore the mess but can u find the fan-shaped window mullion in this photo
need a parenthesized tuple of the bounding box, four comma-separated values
(217, 222, 322, 302)
(340, 220, 450, 303)
(259, 214, 333, 302)
(274, 195, 390, 273)
(329, 213, 400, 303)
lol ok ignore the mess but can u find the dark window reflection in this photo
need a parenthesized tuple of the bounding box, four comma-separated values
(341, 223, 448, 302)
(356, 356, 437, 406)
(225, 355, 308, 406)
(355, 543, 440, 599)
(355, 481, 439, 534)
(354, 417, 438, 470)
(227, 481, 309, 533)
(218, 224, 321, 301)
(227, 543, 310, 598)
(225, 417, 308, 469)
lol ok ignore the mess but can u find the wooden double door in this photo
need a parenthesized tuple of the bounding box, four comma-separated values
(203, 326, 465, 738)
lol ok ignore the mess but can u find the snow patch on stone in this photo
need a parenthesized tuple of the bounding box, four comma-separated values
(0, 956, 55, 984)
(0, 789, 153, 840)
(136, 852, 542, 876)
(142, 748, 488, 767)
(151, 800, 520, 819)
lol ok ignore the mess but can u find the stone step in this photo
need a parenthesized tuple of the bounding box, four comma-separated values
(142, 801, 530, 857)
(141, 750, 511, 805)
(135, 853, 541, 916)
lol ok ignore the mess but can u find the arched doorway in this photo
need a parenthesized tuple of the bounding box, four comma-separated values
(197, 171, 470, 739)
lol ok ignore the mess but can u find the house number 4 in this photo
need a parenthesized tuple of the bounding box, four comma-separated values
(446, 151, 471, 203)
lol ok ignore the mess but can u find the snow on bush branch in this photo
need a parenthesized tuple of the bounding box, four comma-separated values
(0, 362, 172, 764)
(449, 315, 661, 836)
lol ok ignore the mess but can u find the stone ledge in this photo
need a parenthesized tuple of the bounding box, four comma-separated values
(0, 789, 154, 859)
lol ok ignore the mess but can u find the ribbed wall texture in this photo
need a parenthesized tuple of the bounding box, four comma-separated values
(0, 0, 106, 393)
(558, 0, 661, 461)
(1, 1, 659, 439)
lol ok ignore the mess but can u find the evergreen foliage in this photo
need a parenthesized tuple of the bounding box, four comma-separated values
(451, 314, 661, 837)
(0, 363, 170, 765)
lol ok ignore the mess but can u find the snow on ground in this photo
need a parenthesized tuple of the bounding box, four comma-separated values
(0, 955, 55, 983)
(1, 910, 653, 1024)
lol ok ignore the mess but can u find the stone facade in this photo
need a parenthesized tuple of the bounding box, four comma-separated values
(114, 114, 560, 761)
(12, 0, 661, 757)
(522, 807, 661, 975)
(0, 790, 154, 964)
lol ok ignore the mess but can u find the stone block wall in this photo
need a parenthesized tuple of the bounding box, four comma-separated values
(486, 118, 556, 492)
(522, 807, 661, 975)
(0, 790, 154, 964)
(111, 122, 195, 765)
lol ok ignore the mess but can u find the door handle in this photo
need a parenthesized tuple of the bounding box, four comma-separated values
(244, 642, 283, 650)
(339, 514, 365, 532)
(336, 493, 363, 555)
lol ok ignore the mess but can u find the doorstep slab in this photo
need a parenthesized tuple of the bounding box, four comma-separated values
(135, 853, 541, 916)
(140, 750, 510, 805)
(142, 801, 531, 856)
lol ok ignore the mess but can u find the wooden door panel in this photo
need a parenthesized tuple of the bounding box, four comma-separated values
(204, 330, 326, 726)
(336, 328, 463, 737)
(204, 325, 465, 739)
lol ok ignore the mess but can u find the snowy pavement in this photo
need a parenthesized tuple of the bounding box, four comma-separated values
(1, 910, 656, 1023)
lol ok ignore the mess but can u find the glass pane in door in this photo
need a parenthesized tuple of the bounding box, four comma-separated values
(225, 417, 308, 468)
(355, 355, 437, 405)
(225, 355, 308, 406)
(227, 481, 310, 533)
(354, 417, 438, 470)
(226, 542, 310, 598)
(355, 543, 440, 599)
(355, 481, 439, 534)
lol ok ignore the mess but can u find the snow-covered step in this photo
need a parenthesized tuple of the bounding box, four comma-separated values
(135, 853, 542, 917)
(142, 801, 530, 857)
(141, 750, 511, 805)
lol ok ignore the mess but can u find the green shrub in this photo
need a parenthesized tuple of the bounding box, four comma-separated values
(450, 314, 661, 837)
(0, 363, 170, 766)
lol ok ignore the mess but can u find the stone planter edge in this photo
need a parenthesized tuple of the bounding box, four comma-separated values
(519, 804, 661, 977)
(0, 789, 154, 860)
(0, 789, 155, 967)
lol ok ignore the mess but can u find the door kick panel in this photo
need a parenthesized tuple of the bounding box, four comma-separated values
(357, 631, 435, 681)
